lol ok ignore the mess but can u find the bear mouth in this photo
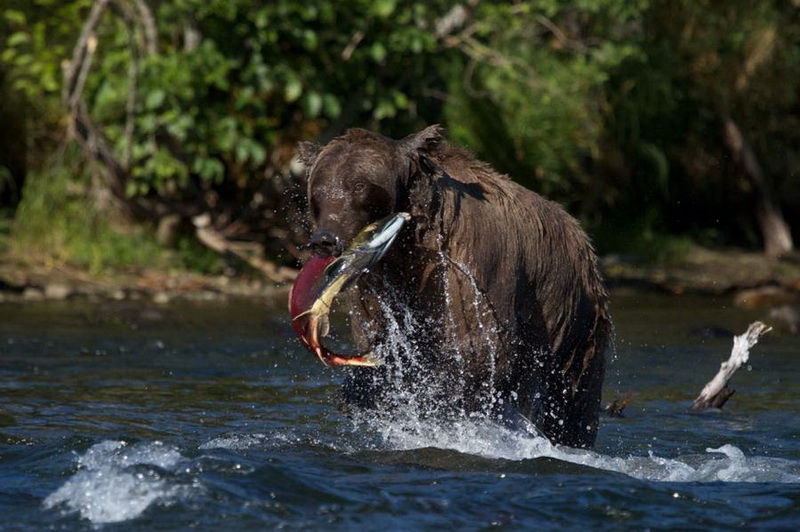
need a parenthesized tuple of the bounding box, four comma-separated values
(288, 213, 410, 367)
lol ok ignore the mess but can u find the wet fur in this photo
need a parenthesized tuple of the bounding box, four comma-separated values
(300, 126, 610, 448)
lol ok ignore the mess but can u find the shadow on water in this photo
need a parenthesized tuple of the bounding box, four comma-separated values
(0, 294, 799, 529)
(358, 447, 605, 476)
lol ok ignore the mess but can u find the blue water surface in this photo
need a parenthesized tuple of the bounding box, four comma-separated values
(1, 293, 798, 530)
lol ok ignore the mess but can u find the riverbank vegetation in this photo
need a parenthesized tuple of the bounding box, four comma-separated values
(1, 0, 798, 285)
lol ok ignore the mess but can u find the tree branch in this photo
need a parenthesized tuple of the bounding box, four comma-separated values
(129, 0, 157, 55)
(63, 0, 162, 220)
(63, 0, 110, 108)
(690, 321, 771, 412)
(193, 214, 297, 284)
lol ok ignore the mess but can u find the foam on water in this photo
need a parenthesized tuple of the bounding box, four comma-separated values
(200, 431, 300, 451)
(43, 440, 198, 524)
(358, 412, 800, 483)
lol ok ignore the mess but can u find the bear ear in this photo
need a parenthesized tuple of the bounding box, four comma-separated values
(399, 124, 445, 158)
(296, 141, 322, 169)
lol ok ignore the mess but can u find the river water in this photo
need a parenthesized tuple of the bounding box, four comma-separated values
(1, 292, 798, 529)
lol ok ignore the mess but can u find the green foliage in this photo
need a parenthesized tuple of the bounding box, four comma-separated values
(1, 0, 452, 196)
(1, 0, 92, 127)
(0, 212, 11, 256)
(11, 150, 222, 274)
(593, 208, 693, 264)
(78, 0, 451, 196)
(2, 0, 799, 270)
(599, 0, 800, 246)
(448, 0, 800, 252)
(445, 1, 646, 201)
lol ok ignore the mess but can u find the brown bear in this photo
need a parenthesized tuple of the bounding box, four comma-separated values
(297, 125, 611, 448)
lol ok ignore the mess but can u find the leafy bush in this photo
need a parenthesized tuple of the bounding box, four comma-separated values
(11, 149, 222, 273)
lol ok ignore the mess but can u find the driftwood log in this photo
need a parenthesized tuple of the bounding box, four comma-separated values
(690, 321, 772, 412)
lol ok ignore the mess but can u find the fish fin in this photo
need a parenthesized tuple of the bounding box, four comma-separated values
(360, 351, 381, 367)
(324, 351, 381, 367)
(319, 314, 330, 338)
(292, 309, 312, 321)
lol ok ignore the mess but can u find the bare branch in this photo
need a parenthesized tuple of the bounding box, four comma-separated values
(690, 321, 772, 412)
(434, 1, 480, 40)
(129, 0, 157, 55)
(193, 214, 298, 284)
(122, 17, 138, 170)
(534, 15, 588, 54)
(63, 0, 111, 108)
(341, 30, 364, 61)
(63, 0, 162, 219)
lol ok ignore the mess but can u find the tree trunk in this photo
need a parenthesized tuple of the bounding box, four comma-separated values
(723, 117, 793, 257)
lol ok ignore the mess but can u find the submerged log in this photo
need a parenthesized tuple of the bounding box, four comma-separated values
(690, 321, 772, 412)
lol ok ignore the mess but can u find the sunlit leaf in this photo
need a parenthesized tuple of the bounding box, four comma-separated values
(372, 0, 396, 19)
(146, 89, 166, 110)
(284, 77, 303, 102)
(303, 91, 323, 118)
(371, 42, 387, 63)
(322, 94, 342, 119)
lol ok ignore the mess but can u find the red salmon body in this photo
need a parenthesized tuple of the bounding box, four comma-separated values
(288, 255, 333, 341)
(288, 255, 376, 367)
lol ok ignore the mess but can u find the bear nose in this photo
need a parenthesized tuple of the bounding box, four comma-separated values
(309, 230, 343, 257)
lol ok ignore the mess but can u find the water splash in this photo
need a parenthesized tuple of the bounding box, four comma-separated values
(200, 432, 299, 451)
(349, 259, 800, 484)
(43, 440, 199, 524)
(362, 248, 510, 426)
(354, 412, 800, 483)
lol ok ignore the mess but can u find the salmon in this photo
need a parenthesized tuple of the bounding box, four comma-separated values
(288, 212, 410, 366)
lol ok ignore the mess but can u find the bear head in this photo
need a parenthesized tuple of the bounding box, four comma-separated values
(297, 125, 443, 256)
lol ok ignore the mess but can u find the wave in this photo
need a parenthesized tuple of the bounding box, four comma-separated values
(43, 422, 800, 527)
(356, 412, 800, 483)
(43, 440, 199, 524)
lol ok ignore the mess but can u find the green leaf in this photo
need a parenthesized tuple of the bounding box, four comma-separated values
(372, 0, 396, 19)
(322, 94, 342, 118)
(302, 29, 318, 50)
(373, 98, 396, 120)
(192, 157, 225, 182)
(248, 141, 266, 165)
(3, 10, 26, 25)
(393, 91, 409, 109)
(371, 42, 387, 63)
(215, 117, 238, 152)
(1, 49, 17, 63)
(7, 31, 30, 47)
(125, 181, 139, 198)
(284, 77, 303, 102)
(146, 89, 166, 110)
(303, 91, 323, 118)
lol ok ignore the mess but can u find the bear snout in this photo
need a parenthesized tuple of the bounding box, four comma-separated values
(308, 229, 344, 257)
